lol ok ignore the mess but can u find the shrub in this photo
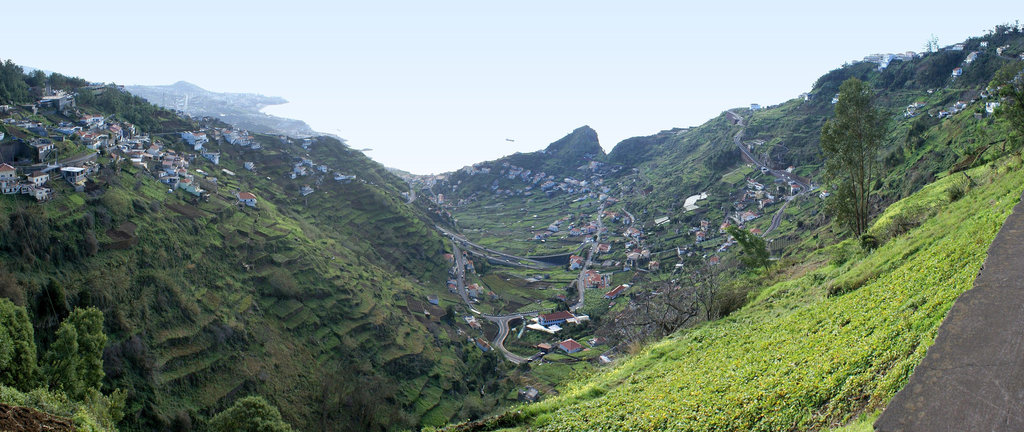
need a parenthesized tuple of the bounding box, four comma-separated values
(946, 175, 971, 202)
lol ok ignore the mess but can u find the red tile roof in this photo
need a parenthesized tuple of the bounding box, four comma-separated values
(604, 284, 629, 299)
(559, 339, 583, 352)
(0, 163, 15, 172)
(237, 192, 257, 200)
(540, 311, 575, 322)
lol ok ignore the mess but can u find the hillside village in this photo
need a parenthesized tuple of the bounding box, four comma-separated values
(0, 87, 364, 208)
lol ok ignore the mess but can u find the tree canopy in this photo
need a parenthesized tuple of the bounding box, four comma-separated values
(209, 396, 295, 432)
(41, 306, 106, 398)
(0, 298, 37, 391)
(820, 77, 884, 237)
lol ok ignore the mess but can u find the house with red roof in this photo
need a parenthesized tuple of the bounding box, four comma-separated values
(237, 192, 257, 207)
(568, 255, 584, 270)
(539, 311, 575, 326)
(0, 163, 16, 180)
(558, 339, 583, 354)
(604, 284, 629, 300)
(583, 270, 606, 289)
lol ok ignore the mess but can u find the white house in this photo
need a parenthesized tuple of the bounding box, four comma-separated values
(27, 171, 48, 186)
(80, 115, 105, 128)
(237, 192, 257, 207)
(202, 152, 220, 165)
(0, 163, 18, 194)
(0, 163, 15, 180)
(61, 166, 88, 186)
(23, 185, 51, 201)
(181, 131, 208, 150)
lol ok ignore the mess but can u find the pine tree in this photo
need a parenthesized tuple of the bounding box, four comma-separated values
(726, 226, 771, 273)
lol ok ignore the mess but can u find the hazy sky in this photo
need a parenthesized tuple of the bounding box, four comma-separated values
(2, 1, 1020, 174)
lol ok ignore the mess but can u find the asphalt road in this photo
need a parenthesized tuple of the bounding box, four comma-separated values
(875, 189, 1024, 431)
(450, 238, 537, 364)
(728, 110, 811, 237)
(438, 226, 553, 270)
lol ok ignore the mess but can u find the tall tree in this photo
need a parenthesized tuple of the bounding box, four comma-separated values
(42, 321, 81, 396)
(66, 307, 106, 393)
(726, 226, 771, 274)
(820, 78, 884, 237)
(0, 298, 37, 390)
(41, 307, 106, 398)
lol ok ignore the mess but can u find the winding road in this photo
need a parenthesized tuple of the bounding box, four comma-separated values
(445, 204, 606, 363)
(727, 110, 811, 237)
(729, 110, 812, 191)
(450, 239, 537, 363)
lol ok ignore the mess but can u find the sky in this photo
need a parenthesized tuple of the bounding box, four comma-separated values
(2, 1, 1020, 174)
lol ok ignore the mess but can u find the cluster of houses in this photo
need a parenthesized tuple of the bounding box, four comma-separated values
(445, 159, 618, 208)
(860, 51, 919, 71)
(1, 86, 367, 211)
(0, 163, 51, 201)
(905, 101, 928, 118)
(935, 90, 1003, 120)
(0, 104, 145, 200)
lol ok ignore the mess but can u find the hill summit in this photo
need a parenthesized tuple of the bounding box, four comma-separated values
(543, 125, 603, 160)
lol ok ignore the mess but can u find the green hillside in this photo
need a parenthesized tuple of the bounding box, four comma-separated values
(447, 140, 1024, 432)
(0, 63, 516, 431)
